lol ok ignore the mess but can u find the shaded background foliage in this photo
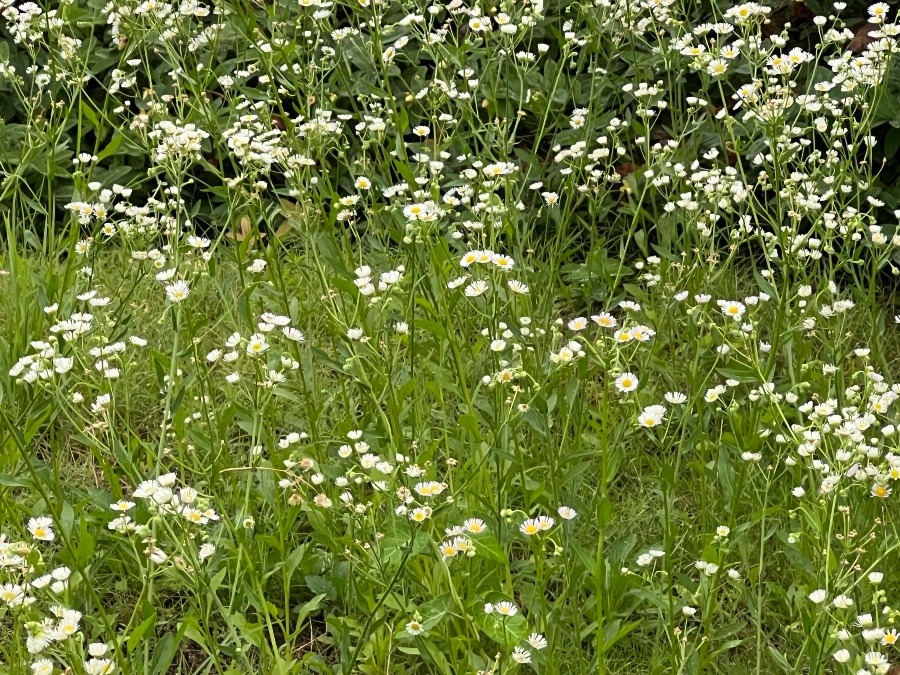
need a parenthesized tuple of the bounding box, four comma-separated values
(2, 0, 900, 247)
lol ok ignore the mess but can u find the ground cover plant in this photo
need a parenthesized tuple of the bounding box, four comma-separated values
(2, 0, 900, 672)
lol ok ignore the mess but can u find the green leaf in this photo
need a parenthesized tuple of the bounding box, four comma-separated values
(128, 611, 157, 652)
(766, 646, 793, 673)
(472, 533, 506, 564)
(885, 127, 900, 160)
(476, 611, 529, 648)
(417, 319, 447, 340)
(294, 594, 325, 625)
(208, 567, 227, 593)
(0, 473, 30, 488)
(74, 526, 95, 567)
(59, 502, 75, 538)
(458, 412, 481, 437)
(716, 364, 760, 384)
(97, 131, 125, 161)
(179, 616, 209, 654)
(305, 575, 336, 599)
(754, 270, 779, 301)
(717, 445, 734, 506)
(418, 639, 454, 674)
(417, 595, 451, 630)
(601, 619, 640, 653)
(151, 631, 181, 675)
(80, 100, 100, 131)
(270, 657, 298, 675)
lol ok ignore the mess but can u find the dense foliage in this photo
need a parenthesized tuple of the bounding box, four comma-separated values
(2, 0, 900, 673)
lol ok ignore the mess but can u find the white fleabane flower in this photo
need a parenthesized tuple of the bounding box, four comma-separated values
(31, 660, 54, 675)
(527, 633, 547, 650)
(246, 334, 269, 356)
(615, 372, 639, 392)
(511, 647, 531, 664)
(84, 658, 115, 675)
(282, 327, 305, 342)
(465, 280, 488, 297)
(557, 506, 577, 520)
(88, 644, 108, 657)
(507, 279, 529, 294)
(808, 589, 827, 604)
(165, 280, 190, 303)
(28, 516, 55, 541)
(247, 259, 267, 274)
(638, 405, 667, 428)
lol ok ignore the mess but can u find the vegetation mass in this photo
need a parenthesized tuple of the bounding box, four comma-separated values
(2, 0, 900, 673)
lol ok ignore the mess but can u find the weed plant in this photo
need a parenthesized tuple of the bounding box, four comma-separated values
(2, 0, 900, 673)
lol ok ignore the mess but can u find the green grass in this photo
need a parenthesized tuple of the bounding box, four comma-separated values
(3, 0, 900, 673)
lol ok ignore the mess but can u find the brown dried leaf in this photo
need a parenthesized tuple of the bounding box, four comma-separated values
(226, 216, 265, 249)
(848, 22, 878, 53)
(273, 222, 291, 239)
